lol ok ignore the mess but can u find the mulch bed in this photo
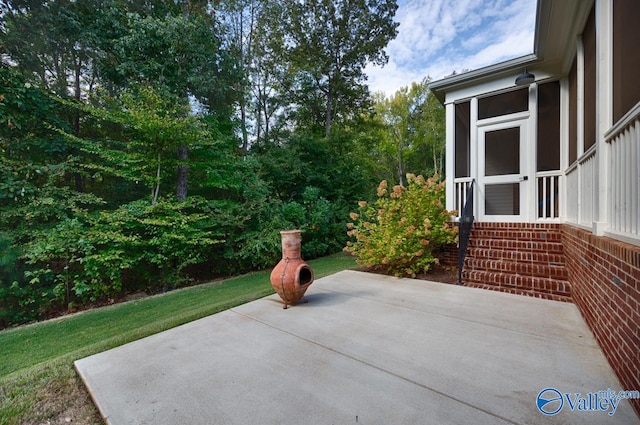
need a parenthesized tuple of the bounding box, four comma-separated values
(358, 262, 459, 285)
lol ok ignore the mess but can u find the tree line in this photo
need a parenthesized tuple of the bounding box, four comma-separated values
(0, 0, 445, 327)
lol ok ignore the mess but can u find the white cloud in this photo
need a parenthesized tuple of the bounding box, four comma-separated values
(465, 28, 535, 68)
(367, 0, 536, 96)
(365, 60, 423, 97)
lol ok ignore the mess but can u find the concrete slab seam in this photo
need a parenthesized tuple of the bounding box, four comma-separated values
(229, 308, 521, 425)
(310, 286, 599, 349)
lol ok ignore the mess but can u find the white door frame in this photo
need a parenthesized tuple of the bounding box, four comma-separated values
(477, 119, 530, 222)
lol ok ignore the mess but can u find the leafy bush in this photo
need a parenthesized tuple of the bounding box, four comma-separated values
(233, 186, 341, 270)
(344, 174, 457, 277)
(0, 232, 53, 327)
(22, 197, 228, 305)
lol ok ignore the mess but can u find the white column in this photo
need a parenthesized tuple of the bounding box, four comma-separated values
(470, 98, 479, 219)
(445, 101, 455, 212)
(575, 35, 586, 225)
(527, 83, 538, 222)
(594, 0, 613, 235)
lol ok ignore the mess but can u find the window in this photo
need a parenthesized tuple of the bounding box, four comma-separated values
(455, 101, 470, 178)
(478, 89, 528, 120)
(613, 0, 640, 123)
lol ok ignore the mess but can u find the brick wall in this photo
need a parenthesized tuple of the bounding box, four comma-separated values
(436, 243, 458, 267)
(562, 224, 640, 416)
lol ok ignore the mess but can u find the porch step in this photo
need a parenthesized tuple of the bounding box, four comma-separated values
(464, 258, 568, 280)
(468, 238, 564, 254)
(462, 271, 572, 302)
(469, 249, 566, 264)
(461, 223, 571, 301)
(472, 222, 562, 230)
(469, 228, 563, 243)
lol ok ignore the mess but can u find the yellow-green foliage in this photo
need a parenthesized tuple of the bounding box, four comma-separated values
(344, 174, 457, 278)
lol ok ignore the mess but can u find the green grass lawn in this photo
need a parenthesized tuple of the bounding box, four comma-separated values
(0, 253, 356, 424)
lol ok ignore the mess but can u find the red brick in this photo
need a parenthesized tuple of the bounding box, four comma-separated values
(561, 223, 640, 416)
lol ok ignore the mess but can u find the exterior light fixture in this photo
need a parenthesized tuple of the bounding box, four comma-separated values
(515, 69, 535, 86)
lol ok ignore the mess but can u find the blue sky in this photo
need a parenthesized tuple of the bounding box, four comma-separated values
(365, 0, 537, 96)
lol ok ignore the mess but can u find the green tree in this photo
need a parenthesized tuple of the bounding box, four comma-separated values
(371, 78, 445, 185)
(216, 0, 295, 147)
(0, 62, 103, 238)
(1, 0, 98, 100)
(0, 63, 105, 324)
(1, 0, 108, 192)
(217, 0, 261, 151)
(2, 0, 241, 200)
(94, 5, 240, 200)
(406, 80, 446, 177)
(62, 86, 213, 206)
(282, 0, 398, 136)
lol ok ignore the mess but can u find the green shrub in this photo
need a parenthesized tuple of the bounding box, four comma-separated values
(344, 174, 457, 277)
(22, 197, 227, 305)
(233, 185, 344, 270)
(0, 232, 54, 327)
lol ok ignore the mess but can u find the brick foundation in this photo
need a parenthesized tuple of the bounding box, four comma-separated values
(562, 224, 640, 416)
(436, 243, 458, 267)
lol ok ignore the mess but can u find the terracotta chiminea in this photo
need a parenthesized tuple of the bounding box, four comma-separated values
(270, 230, 314, 309)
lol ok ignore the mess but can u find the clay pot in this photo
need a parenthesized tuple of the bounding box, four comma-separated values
(270, 230, 314, 309)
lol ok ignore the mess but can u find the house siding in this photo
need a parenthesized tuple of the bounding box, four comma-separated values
(562, 224, 640, 416)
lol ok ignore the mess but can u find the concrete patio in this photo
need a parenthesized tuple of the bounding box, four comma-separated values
(75, 270, 640, 424)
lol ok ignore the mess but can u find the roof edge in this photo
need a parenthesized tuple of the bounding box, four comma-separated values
(428, 53, 539, 103)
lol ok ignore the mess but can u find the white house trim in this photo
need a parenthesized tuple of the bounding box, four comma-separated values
(594, 0, 613, 235)
(445, 102, 455, 212)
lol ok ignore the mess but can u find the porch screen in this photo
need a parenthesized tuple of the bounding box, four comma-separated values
(583, 7, 596, 150)
(484, 128, 519, 175)
(478, 89, 528, 120)
(485, 184, 520, 215)
(613, 0, 640, 123)
(484, 127, 520, 216)
(537, 81, 560, 171)
(568, 59, 578, 164)
(455, 101, 470, 178)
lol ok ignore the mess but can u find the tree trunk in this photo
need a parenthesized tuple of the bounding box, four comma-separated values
(325, 86, 333, 137)
(152, 153, 161, 205)
(240, 98, 249, 153)
(176, 145, 188, 201)
(397, 143, 405, 187)
(255, 104, 262, 144)
(73, 55, 84, 193)
(264, 100, 271, 142)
